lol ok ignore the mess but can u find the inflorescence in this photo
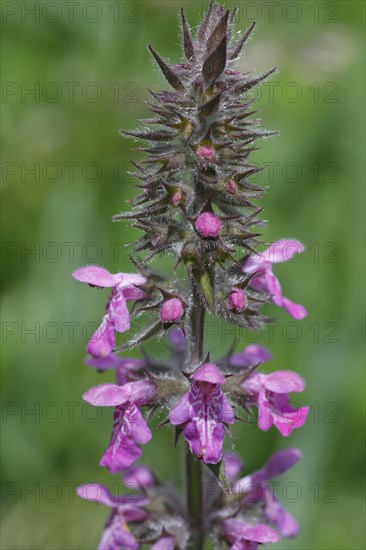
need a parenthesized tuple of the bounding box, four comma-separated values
(73, 3, 309, 549)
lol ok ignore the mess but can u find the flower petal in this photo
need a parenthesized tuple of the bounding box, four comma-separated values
(261, 448, 302, 480)
(265, 494, 300, 537)
(168, 327, 186, 350)
(223, 451, 244, 481)
(72, 265, 119, 287)
(129, 380, 157, 406)
(221, 393, 235, 424)
(230, 345, 272, 368)
(77, 484, 118, 507)
(98, 512, 139, 550)
(83, 383, 131, 407)
(192, 362, 226, 384)
(260, 240, 305, 264)
(117, 273, 147, 291)
(243, 254, 266, 274)
(273, 405, 309, 437)
(151, 536, 176, 550)
(264, 270, 283, 306)
(222, 519, 281, 545)
(282, 297, 308, 319)
(83, 380, 155, 408)
(241, 523, 281, 544)
(124, 465, 156, 490)
(264, 371, 305, 393)
(100, 435, 142, 474)
(108, 290, 131, 333)
(86, 316, 116, 358)
(100, 405, 151, 473)
(169, 393, 192, 425)
(126, 405, 152, 444)
(257, 387, 273, 432)
(86, 354, 143, 370)
(86, 353, 124, 371)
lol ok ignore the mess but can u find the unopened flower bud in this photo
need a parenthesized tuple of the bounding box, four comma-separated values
(227, 288, 246, 313)
(197, 145, 215, 160)
(171, 189, 183, 206)
(160, 298, 184, 323)
(227, 178, 238, 194)
(195, 212, 221, 238)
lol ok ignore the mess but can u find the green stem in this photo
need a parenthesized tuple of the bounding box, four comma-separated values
(186, 295, 205, 549)
(186, 448, 204, 549)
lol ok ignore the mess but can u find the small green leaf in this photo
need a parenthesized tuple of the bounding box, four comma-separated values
(206, 460, 230, 491)
(198, 269, 215, 310)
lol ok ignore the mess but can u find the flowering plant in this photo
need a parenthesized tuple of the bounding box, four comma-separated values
(73, 3, 309, 548)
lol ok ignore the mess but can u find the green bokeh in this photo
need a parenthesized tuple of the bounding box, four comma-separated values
(1, 1, 365, 549)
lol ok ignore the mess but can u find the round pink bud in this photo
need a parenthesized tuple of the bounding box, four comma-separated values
(160, 298, 184, 323)
(227, 288, 246, 313)
(197, 145, 215, 160)
(195, 212, 221, 238)
(227, 178, 238, 194)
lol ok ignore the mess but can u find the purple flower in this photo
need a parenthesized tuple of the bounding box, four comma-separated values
(223, 451, 244, 481)
(231, 448, 302, 538)
(242, 370, 309, 436)
(151, 536, 176, 550)
(86, 353, 145, 385)
(160, 298, 184, 323)
(243, 239, 307, 320)
(168, 327, 186, 350)
(169, 363, 234, 463)
(229, 344, 272, 368)
(222, 519, 281, 550)
(72, 266, 146, 357)
(83, 381, 156, 473)
(195, 212, 221, 238)
(227, 288, 246, 313)
(77, 483, 148, 550)
(124, 465, 156, 490)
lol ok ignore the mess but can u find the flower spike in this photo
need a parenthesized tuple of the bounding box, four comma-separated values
(73, 3, 309, 549)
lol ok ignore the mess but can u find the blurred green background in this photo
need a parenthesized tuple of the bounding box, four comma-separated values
(1, 0, 365, 548)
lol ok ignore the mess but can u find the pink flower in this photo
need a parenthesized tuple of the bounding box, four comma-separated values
(243, 240, 307, 319)
(243, 371, 309, 436)
(72, 266, 146, 357)
(86, 353, 145, 385)
(77, 483, 148, 550)
(83, 381, 156, 473)
(229, 448, 302, 538)
(151, 536, 176, 550)
(169, 363, 234, 464)
(124, 465, 156, 490)
(195, 212, 221, 238)
(222, 519, 281, 550)
(227, 287, 246, 313)
(168, 327, 186, 350)
(160, 298, 184, 323)
(223, 451, 244, 481)
(230, 344, 272, 368)
(196, 144, 215, 159)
